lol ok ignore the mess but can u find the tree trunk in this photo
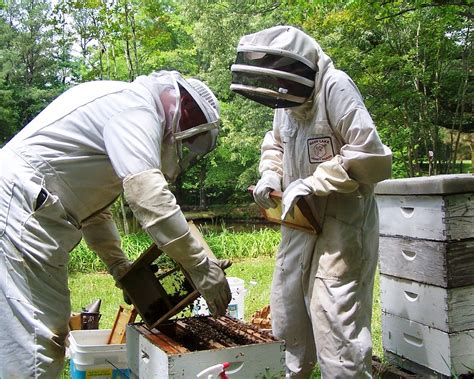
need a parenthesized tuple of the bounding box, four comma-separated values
(199, 163, 207, 210)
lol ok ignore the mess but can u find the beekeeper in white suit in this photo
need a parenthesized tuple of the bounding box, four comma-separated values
(231, 26, 392, 378)
(0, 70, 231, 378)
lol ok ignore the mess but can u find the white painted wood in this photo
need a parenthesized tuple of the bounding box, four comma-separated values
(377, 195, 446, 240)
(382, 313, 474, 377)
(380, 275, 474, 332)
(379, 237, 447, 286)
(384, 351, 450, 379)
(126, 323, 286, 379)
(375, 174, 474, 196)
(376, 193, 474, 241)
(379, 236, 474, 287)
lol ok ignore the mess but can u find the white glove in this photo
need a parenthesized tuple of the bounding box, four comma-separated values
(160, 230, 232, 316)
(281, 156, 359, 220)
(81, 209, 132, 303)
(253, 171, 282, 209)
(281, 178, 313, 220)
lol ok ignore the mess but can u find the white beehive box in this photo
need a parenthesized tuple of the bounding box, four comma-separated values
(126, 321, 286, 379)
(380, 275, 474, 333)
(382, 314, 474, 377)
(376, 174, 474, 241)
(375, 174, 474, 377)
(378, 236, 474, 288)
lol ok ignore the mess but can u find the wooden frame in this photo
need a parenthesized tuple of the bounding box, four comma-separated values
(248, 186, 321, 234)
(107, 305, 137, 344)
(118, 221, 224, 329)
(118, 243, 200, 329)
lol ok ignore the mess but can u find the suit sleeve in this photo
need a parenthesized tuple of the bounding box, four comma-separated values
(325, 72, 392, 184)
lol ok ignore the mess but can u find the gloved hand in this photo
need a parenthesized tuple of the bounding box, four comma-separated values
(109, 261, 133, 305)
(81, 209, 133, 304)
(281, 156, 359, 220)
(253, 171, 282, 209)
(281, 178, 313, 220)
(160, 230, 232, 316)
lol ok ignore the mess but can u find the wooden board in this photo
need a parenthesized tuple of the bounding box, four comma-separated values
(382, 313, 474, 377)
(118, 223, 228, 329)
(108, 305, 137, 344)
(69, 312, 82, 331)
(379, 236, 474, 288)
(376, 193, 474, 241)
(380, 274, 474, 333)
(248, 186, 321, 234)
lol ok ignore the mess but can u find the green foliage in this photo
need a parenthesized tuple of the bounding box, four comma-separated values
(68, 227, 280, 273)
(204, 225, 281, 260)
(2, 0, 472, 208)
(69, 232, 153, 273)
(282, 0, 472, 177)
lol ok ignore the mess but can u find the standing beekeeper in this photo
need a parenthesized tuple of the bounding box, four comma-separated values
(0, 70, 232, 378)
(231, 26, 392, 378)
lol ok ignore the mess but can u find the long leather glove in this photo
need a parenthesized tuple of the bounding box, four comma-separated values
(282, 155, 359, 219)
(123, 169, 232, 316)
(81, 209, 132, 302)
(253, 171, 281, 209)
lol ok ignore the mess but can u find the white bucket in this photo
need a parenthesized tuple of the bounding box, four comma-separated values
(193, 277, 246, 320)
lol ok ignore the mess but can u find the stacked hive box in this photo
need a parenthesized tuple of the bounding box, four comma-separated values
(375, 174, 474, 378)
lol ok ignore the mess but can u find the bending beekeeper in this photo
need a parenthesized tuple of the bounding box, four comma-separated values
(0, 70, 231, 378)
(231, 26, 392, 378)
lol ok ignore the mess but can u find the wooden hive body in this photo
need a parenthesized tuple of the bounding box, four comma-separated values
(375, 174, 474, 378)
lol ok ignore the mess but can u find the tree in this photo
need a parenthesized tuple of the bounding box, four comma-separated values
(282, 0, 473, 177)
(0, 0, 66, 140)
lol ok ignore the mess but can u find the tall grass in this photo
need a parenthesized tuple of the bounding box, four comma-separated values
(204, 224, 281, 260)
(68, 226, 281, 273)
(69, 233, 154, 273)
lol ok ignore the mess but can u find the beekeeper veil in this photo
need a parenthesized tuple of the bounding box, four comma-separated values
(230, 26, 319, 108)
(139, 71, 220, 181)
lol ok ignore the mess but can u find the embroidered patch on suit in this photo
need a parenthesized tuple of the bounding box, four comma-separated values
(307, 137, 335, 163)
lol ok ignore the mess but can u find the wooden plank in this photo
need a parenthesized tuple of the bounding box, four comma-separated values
(384, 351, 449, 379)
(119, 243, 201, 329)
(141, 326, 189, 354)
(379, 236, 474, 288)
(380, 275, 474, 332)
(248, 186, 321, 234)
(382, 313, 474, 377)
(446, 239, 474, 288)
(107, 305, 137, 344)
(377, 193, 474, 241)
(444, 194, 474, 241)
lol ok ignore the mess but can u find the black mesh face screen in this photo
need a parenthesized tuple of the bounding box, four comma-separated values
(231, 71, 314, 100)
(235, 51, 316, 80)
(232, 88, 302, 109)
(177, 84, 208, 133)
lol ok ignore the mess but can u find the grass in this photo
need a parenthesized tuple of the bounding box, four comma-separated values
(65, 228, 383, 378)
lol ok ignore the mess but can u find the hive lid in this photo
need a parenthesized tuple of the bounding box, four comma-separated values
(375, 174, 474, 195)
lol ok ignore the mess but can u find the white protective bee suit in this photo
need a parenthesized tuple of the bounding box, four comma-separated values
(0, 71, 231, 378)
(232, 26, 392, 378)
